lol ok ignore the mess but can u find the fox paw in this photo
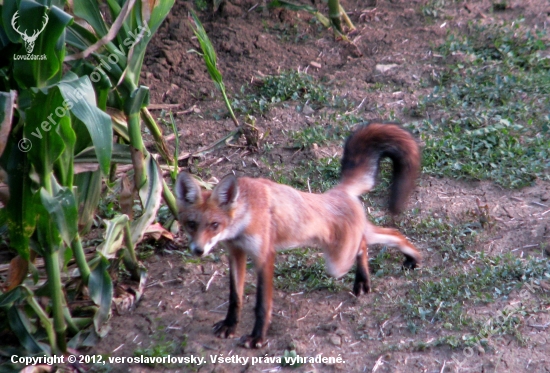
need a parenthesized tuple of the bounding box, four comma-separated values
(402, 255, 418, 270)
(213, 320, 237, 339)
(238, 335, 266, 349)
(353, 279, 371, 296)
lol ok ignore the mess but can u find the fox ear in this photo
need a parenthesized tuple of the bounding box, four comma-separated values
(175, 172, 202, 204)
(213, 174, 239, 206)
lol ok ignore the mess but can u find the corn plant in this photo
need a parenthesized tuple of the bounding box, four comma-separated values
(66, 0, 177, 218)
(190, 10, 240, 128)
(189, 10, 267, 151)
(0, 0, 173, 360)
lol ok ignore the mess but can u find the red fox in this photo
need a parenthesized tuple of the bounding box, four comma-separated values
(175, 122, 421, 349)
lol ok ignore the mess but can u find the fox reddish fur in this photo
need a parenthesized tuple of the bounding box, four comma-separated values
(175, 122, 422, 349)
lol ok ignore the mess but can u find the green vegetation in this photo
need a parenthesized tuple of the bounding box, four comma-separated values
(398, 215, 479, 259)
(134, 332, 187, 368)
(233, 70, 334, 114)
(402, 254, 550, 334)
(275, 248, 354, 293)
(287, 114, 362, 148)
(420, 0, 461, 19)
(0, 0, 174, 359)
(416, 21, 550, 187)
(190, 11, 239, 128)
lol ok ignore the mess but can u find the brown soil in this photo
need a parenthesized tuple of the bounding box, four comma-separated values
(90, 0, 550, 372)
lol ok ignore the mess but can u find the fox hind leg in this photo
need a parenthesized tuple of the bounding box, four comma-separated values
(367, 226, 421, 269)
(353, 237, 371, 296)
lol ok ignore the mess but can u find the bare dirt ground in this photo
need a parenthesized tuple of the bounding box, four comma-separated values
(90, 0, 550, 372)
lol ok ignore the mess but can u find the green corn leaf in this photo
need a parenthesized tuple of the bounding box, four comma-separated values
(96, 213, 143, 281)
(72, 0, 109, 38)
(74, 170, 102, 234)
(24, 88, 67, 179)
(131, 153, 163, 246)
(97, 214, 129, 259)
(39, 178, 78, 246)
(35, 192, 63, 254)
(189, 10, 239, 126)
(88, 255, 113, 337)
(190, 11, 222, 87)
(57, 74, 113, 175)
(11, 3, 73, 89)
(0, 287, 25, 309)
(54, 111, 77, 187)
(65, 21, 100, 51)
(5, 139, 37, 261)
(8, 307, 51, 354)
(124, 0, 175, 87)
(0, 90, 16, 158)
(74, 143, 132, 164)
(124, 85, 150, 115)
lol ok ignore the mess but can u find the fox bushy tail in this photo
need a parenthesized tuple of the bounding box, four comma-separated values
(340, 122, 421, 214)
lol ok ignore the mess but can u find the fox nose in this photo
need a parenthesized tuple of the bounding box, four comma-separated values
(190, 242, 204, 256)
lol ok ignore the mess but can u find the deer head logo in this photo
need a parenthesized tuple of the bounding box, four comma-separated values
(11, 11, 48, 54)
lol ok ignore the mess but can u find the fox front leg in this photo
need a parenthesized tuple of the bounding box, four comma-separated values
(239, 250, 275, 349)
(213, 248, 246, 338)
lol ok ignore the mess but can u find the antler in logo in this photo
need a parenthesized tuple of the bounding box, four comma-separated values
(11, 11, 49, 54)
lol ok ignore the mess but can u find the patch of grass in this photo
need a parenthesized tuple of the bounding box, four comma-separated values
(416, 21, 550, 187)
(402, 253, 550, 332)
(398, 214, 480, 260)
(274, 248, 353, 293)
(265, 155, 341, 192)
(369, 248, 402, 278)
(260, 70, 330, 104)
(134, 332, 187, 368)
(287, 124, 344, 148)
(419, 119, 550, 188)
(419, 0, 460, 19)
(286, 113, 365, 148)
(232, 70, 334, 114)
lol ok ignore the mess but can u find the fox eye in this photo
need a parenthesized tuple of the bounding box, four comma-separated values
(210, 222, 219, 230)
(186, 221, 198, 231)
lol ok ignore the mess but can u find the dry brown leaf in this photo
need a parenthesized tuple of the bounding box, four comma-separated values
(144, 222, 174, 241)
(120, 174, 134, 220)
(6, 255, 28, 291)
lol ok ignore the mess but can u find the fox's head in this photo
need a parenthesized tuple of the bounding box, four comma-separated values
(175, 172, 239, 257)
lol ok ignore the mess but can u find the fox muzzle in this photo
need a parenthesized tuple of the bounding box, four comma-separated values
(190, 242, 204, 256)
